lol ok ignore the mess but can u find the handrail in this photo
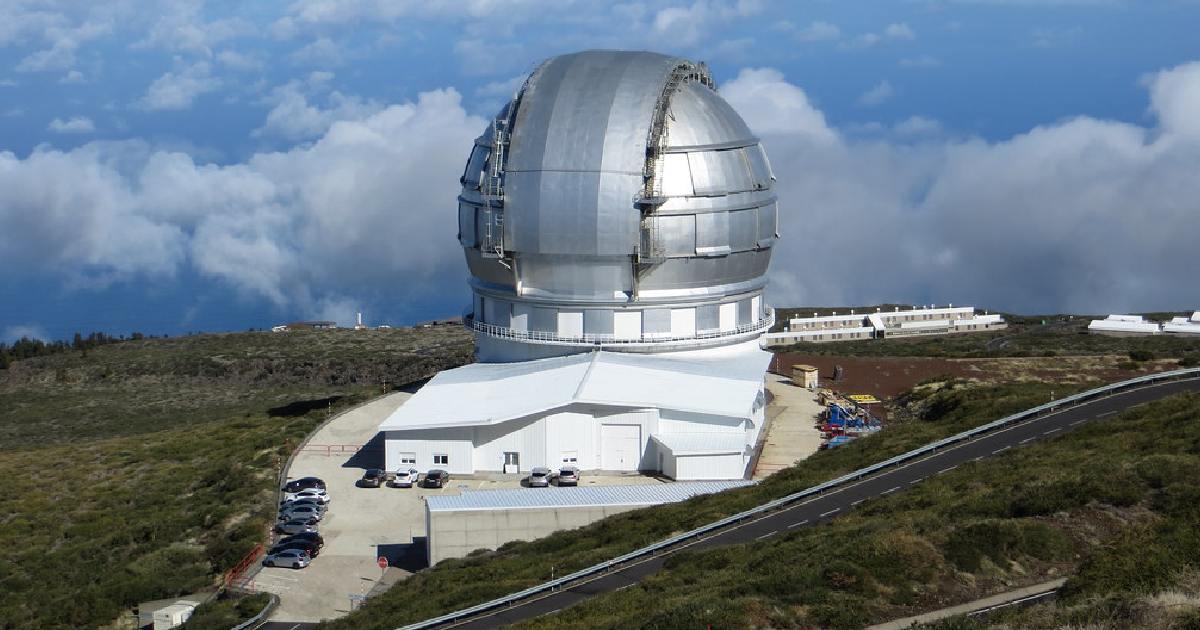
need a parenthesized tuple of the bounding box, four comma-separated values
(465, 309, 775, 347)
(228, 592, 280, 630)
(399, 367, 1200, 630)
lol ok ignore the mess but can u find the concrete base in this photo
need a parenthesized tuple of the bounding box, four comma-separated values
(427, 505, 640, 566)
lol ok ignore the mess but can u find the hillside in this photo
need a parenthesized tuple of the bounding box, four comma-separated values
(0, 326, 472, 630)
(324, 377, 1200, 629)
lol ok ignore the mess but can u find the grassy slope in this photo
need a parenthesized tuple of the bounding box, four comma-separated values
(0, 326, 472, 630)
(325, 380, 1091, 629)
(509, 391, 1200, 629)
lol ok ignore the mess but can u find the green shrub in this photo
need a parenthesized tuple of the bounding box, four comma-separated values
(943, 520, 1071, 572)
(1129, 349, 1155, 362)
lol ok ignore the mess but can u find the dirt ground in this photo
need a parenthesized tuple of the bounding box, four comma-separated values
(770, 353, 1173, 411)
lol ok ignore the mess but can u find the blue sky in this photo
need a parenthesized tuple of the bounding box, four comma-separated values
(2, 0, 1200, 341)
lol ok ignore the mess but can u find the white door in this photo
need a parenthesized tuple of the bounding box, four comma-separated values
(601, 424, 641, 471)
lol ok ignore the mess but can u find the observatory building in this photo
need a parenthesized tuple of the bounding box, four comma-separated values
(379, 50, 779, 480)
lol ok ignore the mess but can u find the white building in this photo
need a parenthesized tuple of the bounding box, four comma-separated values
(764, 305, 1005, 346)
(380, 340, 769, 479)
(1163, 312, 1200, 336)
(1087, 314, 1162, 336)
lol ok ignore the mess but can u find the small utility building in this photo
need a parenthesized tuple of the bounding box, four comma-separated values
(378, 340, 770, 480)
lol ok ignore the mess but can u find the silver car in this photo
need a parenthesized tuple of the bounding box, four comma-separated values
(555, 466, 580, 486)
(279, 504, 323, 522)
(274, 518, 318, 535)
(526, 467, 552, 488)
(262, 548, 311, 569)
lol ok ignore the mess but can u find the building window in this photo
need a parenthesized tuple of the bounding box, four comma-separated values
(433, 454, 448, 465)
(561, 451, 578, 463)
(400, 453, 416, 465)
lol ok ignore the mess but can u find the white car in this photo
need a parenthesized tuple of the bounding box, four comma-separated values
(283, 488, 329, 504)
(391, 468, 420, 488)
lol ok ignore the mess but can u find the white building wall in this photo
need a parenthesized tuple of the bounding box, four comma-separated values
(613, 311, 642, 340)
(675, 453, 744, 480)
(473, 415, 547, 472)
(545, 408, 600, 469)
(592, 406, 660, 470)
(385, 428, 475, 475)
(658, 409, 744, 434)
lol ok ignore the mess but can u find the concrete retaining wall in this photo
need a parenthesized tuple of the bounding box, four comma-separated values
(427, 506, 640, 565)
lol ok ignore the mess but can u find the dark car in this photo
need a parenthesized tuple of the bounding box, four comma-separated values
(423, 469, 450, 488)
(278, 532, 324, 548)
(358, 468, 386, 488)
(270, 539, 320, 557)
(283, 476, 326, 493)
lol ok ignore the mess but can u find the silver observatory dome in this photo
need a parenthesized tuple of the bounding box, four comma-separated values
(458, 50, 778, 361)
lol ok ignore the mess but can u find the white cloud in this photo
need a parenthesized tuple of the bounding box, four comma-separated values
(290, 36, 345, 67)
(721, 68, 837, 144)
(216, 49, 264, 72)
(137, 62, 221, 111)
(857, 80, 895, 107)
(650, 0, 766, 47)
(0, 88, 486, 314)
(723, 61, 1200, 313)
(2, 324, 48, 343)
(894, 115, 941, 136)
(884, 22, 916, 40)
(58, 69, 85, 84)
(15, 20, 110, 72)
(900, 54, 941, 68)
(137, 9, 252, 56)
(1144, 60, 1200, 139)
(48, 116, 95, 133)
(0, 78, 16, 87)
(254, 81, 384, 140)
(795, 20, 841, 42)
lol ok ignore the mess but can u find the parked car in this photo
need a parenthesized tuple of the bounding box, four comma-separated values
(282, 487, 329, 504)
(423, 469, 450, 488)
(275, 518, 318, 535)
(278, 532, 324, 549)
(555, 466, 580, 486)
(283, 476, 326, 493)
(269, 539, 320, 558)
(526, 467, 552, 488)
(262, 548, 311, 569)
(358, 468, 386, 488)
(391, 468, 420, 488)
(279, 498, 327, 515)
(279, 504, 323, 522)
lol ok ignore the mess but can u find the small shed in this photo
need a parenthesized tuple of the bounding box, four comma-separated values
(653, 433, 748, 480)
(791, 364, 819, 389)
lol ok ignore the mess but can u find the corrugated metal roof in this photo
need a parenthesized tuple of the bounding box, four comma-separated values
(378, 339, 770, 432)
(652, 432, 745, 455)
(425, 480, 754, 512)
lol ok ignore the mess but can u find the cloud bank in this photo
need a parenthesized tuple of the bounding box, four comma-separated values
(2, 61, 1200, 322)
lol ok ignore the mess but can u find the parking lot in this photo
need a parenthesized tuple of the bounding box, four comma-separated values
(257, 391, 668, 624)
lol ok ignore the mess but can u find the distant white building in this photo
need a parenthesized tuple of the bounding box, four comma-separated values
(764, 305, 1006, 346)
(1163, 312, 1200, 336)
(1087, 314, 1162, 336)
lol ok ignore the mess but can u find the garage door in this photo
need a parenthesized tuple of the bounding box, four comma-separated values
(601, 424, 641, 471)
(674, 453, 745, 480)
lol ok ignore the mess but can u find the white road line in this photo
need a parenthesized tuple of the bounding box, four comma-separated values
(1019, 437, 1035, 445)
(851, 499, 864, 506)
(880, 486, 901, 495)
(787, 519, 809, 528)
(1043, 428, 1061, 435)
(992, 446, 1011, 455)
(755, 530, 778, 541)
(937, 465, 958, 475)
(910, 478, 924, 484)
(819, 508, 840, 518)
(616, 583, 637, 591)
(1097, 410, 1118, 418)
(1070, 419, 1087, 426)
(973, 456, 983, 462)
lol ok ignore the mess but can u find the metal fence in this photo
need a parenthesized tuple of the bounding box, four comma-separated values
(399, 367, 1200, 630)
(466, 310, 775, 347)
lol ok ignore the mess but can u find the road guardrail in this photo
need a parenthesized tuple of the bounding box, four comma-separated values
(399, 367, 1200, 629)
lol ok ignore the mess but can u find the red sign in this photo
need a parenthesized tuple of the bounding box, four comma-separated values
(377, 556, 388, 569)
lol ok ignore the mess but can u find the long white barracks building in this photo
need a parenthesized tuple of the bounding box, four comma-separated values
(379, 50, 781, 481)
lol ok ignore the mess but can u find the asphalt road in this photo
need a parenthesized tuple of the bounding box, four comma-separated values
(440, 376, 1200, 630)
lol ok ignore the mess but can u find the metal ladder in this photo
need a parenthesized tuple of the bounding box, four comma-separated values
(481, 117, 509, 263)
